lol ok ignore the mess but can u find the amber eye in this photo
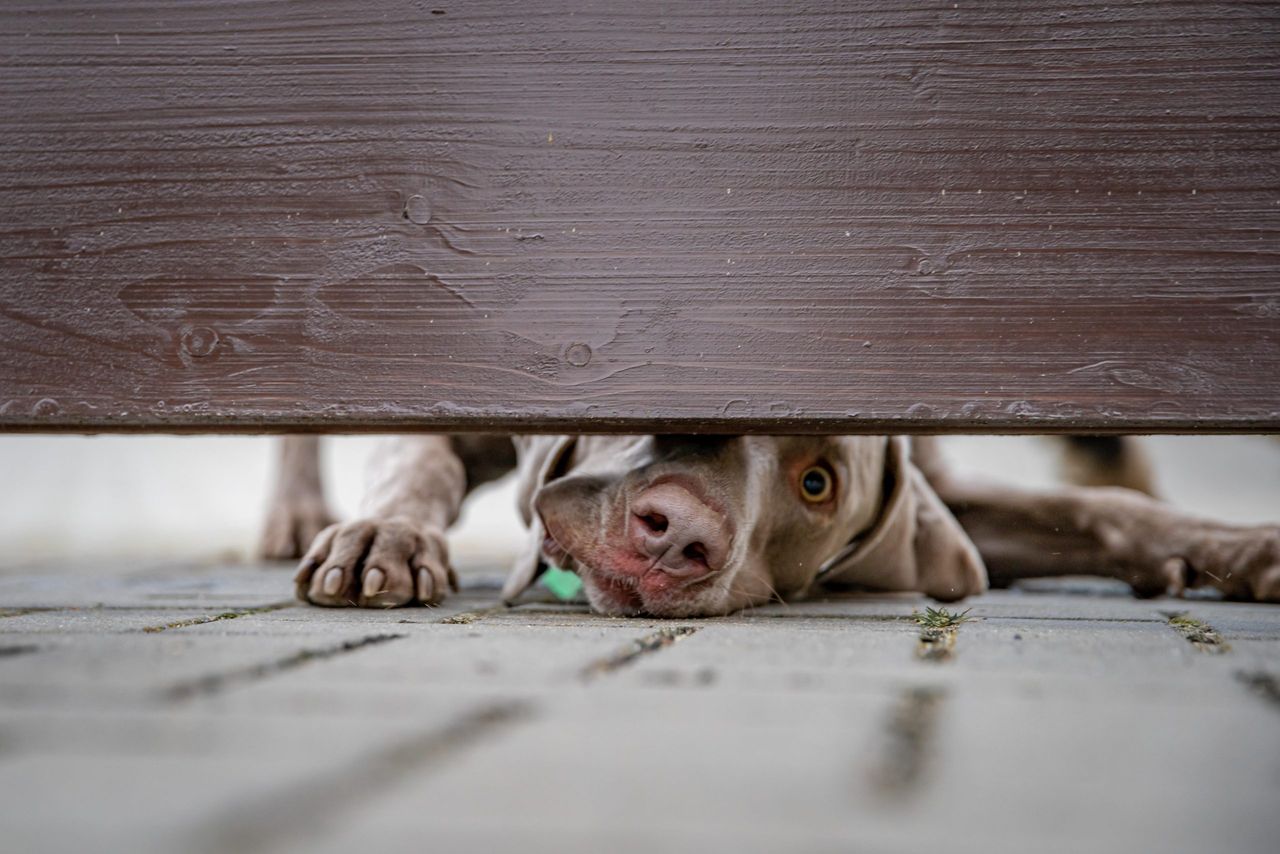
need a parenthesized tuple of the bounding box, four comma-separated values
(799, 466, 833, 503)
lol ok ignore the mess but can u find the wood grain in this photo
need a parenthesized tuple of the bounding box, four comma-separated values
(1, 0, 1277, 433)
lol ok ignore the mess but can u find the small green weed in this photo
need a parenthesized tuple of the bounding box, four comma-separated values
(912, 607, 973, 630)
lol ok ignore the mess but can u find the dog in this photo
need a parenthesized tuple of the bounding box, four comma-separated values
(264, 435, 1280, 616)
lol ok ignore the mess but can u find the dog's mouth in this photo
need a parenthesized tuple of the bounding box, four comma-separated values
(583, 570, 646, 614)
(540, 525, 643, 613)
(540, 519, 710, 616)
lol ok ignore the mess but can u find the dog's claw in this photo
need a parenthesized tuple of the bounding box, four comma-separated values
(362, 568, 386, 598)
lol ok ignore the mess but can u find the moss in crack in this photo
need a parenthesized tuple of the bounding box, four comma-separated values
(1165, 612, 1230, 653)
(142, 603, 291, 634)
(581, 626, 698, 680)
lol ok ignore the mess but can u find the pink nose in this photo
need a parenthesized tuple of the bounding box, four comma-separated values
(628, 483, 728, 579)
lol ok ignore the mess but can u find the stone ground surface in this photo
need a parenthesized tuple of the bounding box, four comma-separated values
(1, 562, 1277, 854)
(3, 435, 1278, 852)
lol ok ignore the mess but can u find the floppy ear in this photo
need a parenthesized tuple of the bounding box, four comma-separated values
(907, 454, 988, 601)
(818, 437, 987, 601)
(502, 436, 578, 603)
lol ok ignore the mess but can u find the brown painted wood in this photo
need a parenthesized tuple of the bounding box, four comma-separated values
(1, 0, 1278, 434)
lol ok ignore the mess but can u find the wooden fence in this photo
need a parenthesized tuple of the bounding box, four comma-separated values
(2, 1, 1276, 433)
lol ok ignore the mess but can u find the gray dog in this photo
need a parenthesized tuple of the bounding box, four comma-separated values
(265, 435, 1280, 616)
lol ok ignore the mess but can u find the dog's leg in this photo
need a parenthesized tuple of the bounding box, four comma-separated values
(293, 435, 482, 608)
(1055, 436, 1158, 496)
(932, 473, 1280, 602)
(258, 435, 336, 560)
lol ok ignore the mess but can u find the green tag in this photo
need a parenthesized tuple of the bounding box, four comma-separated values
(540, 565, 583, 601)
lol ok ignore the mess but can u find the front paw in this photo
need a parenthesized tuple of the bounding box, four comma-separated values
(293, 519, 456, 608)
(1186, 526, 1280, 602)
(1127, 525, 1280, 602)
(258, 498, 337, 560)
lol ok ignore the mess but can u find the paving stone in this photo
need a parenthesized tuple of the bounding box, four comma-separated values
(0, 630, 413, 710)
(266, 682, 896, 854)
(0, 562, 292, 609)
(180, 596, 491, 637)
(924, 683, 1280, 854)
(0, 607, 280, 635)
(0, 699, 490, 854)
(206, 621, 690, 706)
(1, 565, 1278, 854)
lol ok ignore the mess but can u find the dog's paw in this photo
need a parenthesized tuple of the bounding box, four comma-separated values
(1122, 524, 1280, 603)
(1188, 526, 1280, 602)
(258, 498, 337, 561)
(293, 518, 456, 608)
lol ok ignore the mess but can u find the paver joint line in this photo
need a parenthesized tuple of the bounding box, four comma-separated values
(872, 685, 947, 799)
(1235, 671, 1280, 712)
(140, 602, 295, 633)
(0, 644, 39, 658)
(581, 626, 699, 681)
(0, 608, 53, 619)
(162, 632, 406, 702)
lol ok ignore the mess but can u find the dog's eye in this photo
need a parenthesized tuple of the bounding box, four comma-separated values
(799, 466, 833, 503)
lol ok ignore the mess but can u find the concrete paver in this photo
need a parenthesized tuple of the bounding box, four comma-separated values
(0, 563, 1277, 854)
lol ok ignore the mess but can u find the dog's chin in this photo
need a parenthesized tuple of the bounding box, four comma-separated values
(575, 562, 757, 618)
(580, 572, 646, 616)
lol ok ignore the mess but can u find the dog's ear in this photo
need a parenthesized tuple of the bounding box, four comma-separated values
(820, 437, 987, 601)
(906, 449, 988, 601)
(503, 436, 579, 603)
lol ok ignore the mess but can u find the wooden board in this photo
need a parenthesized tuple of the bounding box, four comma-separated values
(1, 0, 1277, 434)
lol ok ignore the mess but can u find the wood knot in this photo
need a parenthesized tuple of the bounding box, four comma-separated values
(31, 398, 61, 417)
(403, 194, 432, 224)
(181, 326, 220, 358)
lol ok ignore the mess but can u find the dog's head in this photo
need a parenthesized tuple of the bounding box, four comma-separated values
(505, 435, 986, 617)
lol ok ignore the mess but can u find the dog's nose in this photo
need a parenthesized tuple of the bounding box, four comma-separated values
(628, 483, 728, 579)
